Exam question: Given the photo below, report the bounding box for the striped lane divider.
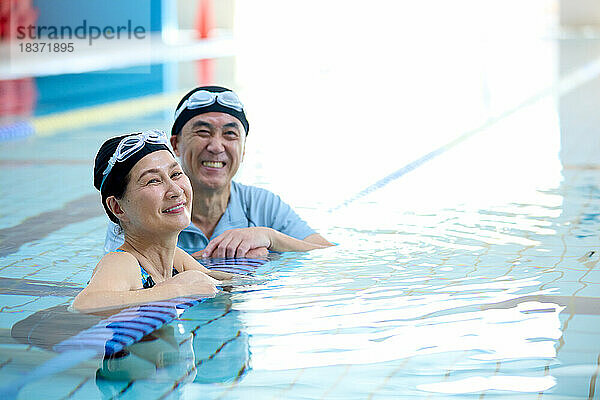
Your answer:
[0,296,205,399]
[200,257,267,274]
[0,259,263,399]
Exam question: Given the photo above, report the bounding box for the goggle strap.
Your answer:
[99,130,168,192]
[99,171,110,192]
[173,91,244,120]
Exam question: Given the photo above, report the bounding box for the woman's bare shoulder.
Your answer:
[90,251,140,283]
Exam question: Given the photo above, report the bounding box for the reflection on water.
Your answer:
[3,152,600,398]
[5,294,251,399]
[94,295,251,398]
[221,175,597,398]
[2,161,600,399]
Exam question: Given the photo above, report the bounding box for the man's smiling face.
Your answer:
[171,112,246,192]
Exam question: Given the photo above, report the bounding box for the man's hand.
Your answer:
[244,246,269,259]
[192,245,268,260]
[197,227,273,258]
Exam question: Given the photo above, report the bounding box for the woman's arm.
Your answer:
[72,252,218,312]
[174,247,235,281]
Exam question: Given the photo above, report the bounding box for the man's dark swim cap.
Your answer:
[171,86,249,136]
[93,132,173,223]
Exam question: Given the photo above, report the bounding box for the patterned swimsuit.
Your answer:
[115,249,179,289]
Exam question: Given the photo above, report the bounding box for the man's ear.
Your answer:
[106,196,128,223]
[170,135,180,156]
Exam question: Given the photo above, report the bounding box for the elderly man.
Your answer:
[105,86,332,258]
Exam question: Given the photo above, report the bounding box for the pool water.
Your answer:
[2,4,600,397]
[1,90,600,399]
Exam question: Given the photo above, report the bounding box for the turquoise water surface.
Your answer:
[1,88,600,398]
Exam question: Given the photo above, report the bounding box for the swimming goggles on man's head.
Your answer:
[173,90,244,121]
[100,129,169,191]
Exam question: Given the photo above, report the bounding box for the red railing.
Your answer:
[0,0,38,41]
[195,0,214,85]
[0,0,38,133]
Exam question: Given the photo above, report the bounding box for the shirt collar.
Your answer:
[222,181,246,222]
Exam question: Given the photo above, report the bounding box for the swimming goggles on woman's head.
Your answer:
[100,129,169,191]
[174,90,244,121]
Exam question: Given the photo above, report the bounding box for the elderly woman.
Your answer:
[73,130,230,312]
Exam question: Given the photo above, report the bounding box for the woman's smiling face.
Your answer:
[115,150,192,235]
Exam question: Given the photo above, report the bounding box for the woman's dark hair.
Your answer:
[99,168,130,224]
[93,134,173,224]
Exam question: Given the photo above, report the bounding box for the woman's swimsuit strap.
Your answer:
[113,249,179,289]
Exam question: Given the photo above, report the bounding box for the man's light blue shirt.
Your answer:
[104,181,315,254]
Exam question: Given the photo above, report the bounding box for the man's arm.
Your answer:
[268,229,333,252]
[304,233,334,246]
[200,227,333,258]
[197,183,334,258]
[242,184,334,249]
